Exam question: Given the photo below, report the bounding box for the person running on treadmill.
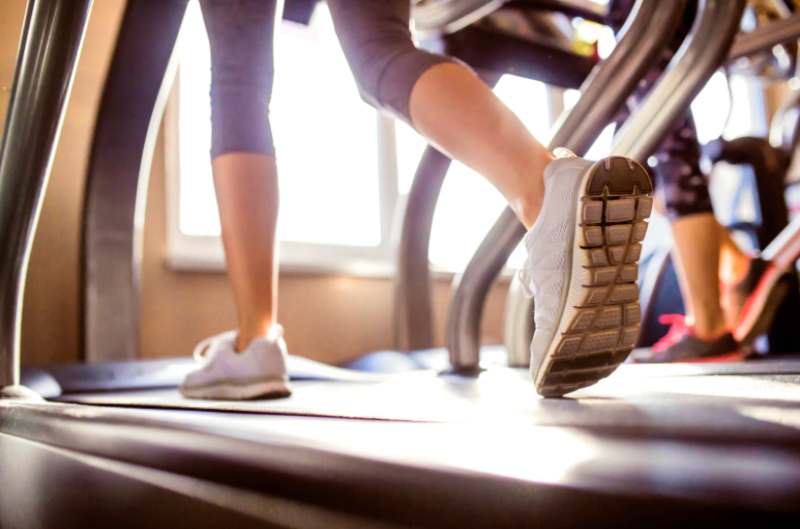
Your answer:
[180,0,653,400]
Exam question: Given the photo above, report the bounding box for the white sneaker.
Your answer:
[522,152,653,397]
[180,326,291,400]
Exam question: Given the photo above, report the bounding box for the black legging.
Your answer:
[199,0,713,219]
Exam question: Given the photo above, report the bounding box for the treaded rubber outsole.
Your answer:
[180,379,292,401]
[536,156,653,398]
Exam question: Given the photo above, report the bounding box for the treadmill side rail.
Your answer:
[0,0,93,388]
[82,0,189,362]
[2,399,800,528]
[447,0,686,371]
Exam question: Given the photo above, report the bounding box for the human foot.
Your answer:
[632,314,743,363]
[522,153,653,397]
[180,326,291,400]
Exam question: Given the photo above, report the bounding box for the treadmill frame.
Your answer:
[0,0,93,389]
[495,0,748,370]
[448,0,689,370]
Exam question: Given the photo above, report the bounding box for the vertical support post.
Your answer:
[0,0,92,388]
[394,146,451,351]
[81,0,188,362]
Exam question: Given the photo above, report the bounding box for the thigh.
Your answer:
[199,0,278,83]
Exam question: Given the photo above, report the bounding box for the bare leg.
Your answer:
[670,213,728,338]
[212,153,279,351]
[408,63,553,229]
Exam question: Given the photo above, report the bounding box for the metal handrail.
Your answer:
[413,0,509,36]
[0,0,93,389]
[394,71,501,352]
[501,0,748,369]
[81,1,188,362]
[612,0,748,160]
[728,11,800,62]
[446,0,687,371]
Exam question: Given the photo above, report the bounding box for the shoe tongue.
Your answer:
[206,339,232,360]
[542,154,587,185]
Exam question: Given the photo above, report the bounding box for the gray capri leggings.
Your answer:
[198,0,455,157]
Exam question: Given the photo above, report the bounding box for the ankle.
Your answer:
[689,316,729,340]
[235,333,255,352]
[515,148,553,229]
[235,322,274,351]
[720,252,752,285]
[516,196,543,229]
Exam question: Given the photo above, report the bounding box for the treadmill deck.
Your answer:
[6,356,800,525]
[58,361,800,443]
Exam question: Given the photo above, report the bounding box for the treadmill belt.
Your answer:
[61,361,800,443]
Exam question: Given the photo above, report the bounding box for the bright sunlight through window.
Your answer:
[177,2,380,247]
[170,1,762,275]
[171,2,558,274]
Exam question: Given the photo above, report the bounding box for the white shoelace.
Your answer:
[192,330,237,362]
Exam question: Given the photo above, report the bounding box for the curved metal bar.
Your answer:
[394,147,451,351]
[429,24,597,90]
[413,0,508,37]
[763,216,800,269]
[0,0,92,388]
[612,0,747,161]
[394,72,500,352]
[446,0,688,372]
[81,0,188,362]
[769,89,800,151]
[502,0,747,370]
[705,137,790,248]
[728,12,800,62]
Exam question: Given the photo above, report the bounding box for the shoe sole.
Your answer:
[733,266,790,345]
[534,156,653,397]
[631,342,748,364]
[180,379,291,400]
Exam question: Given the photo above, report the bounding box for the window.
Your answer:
[169,2,763,276]
[167,2,395,274]
[165,1,560,276]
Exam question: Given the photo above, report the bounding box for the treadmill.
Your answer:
[3,1,800,527]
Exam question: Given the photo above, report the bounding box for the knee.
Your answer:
[341,30,418,112]
[354,43,459,121]
[207,41,275,157]
[336,25,454,120]
[208,56,275,157]
[201,0,276,156]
